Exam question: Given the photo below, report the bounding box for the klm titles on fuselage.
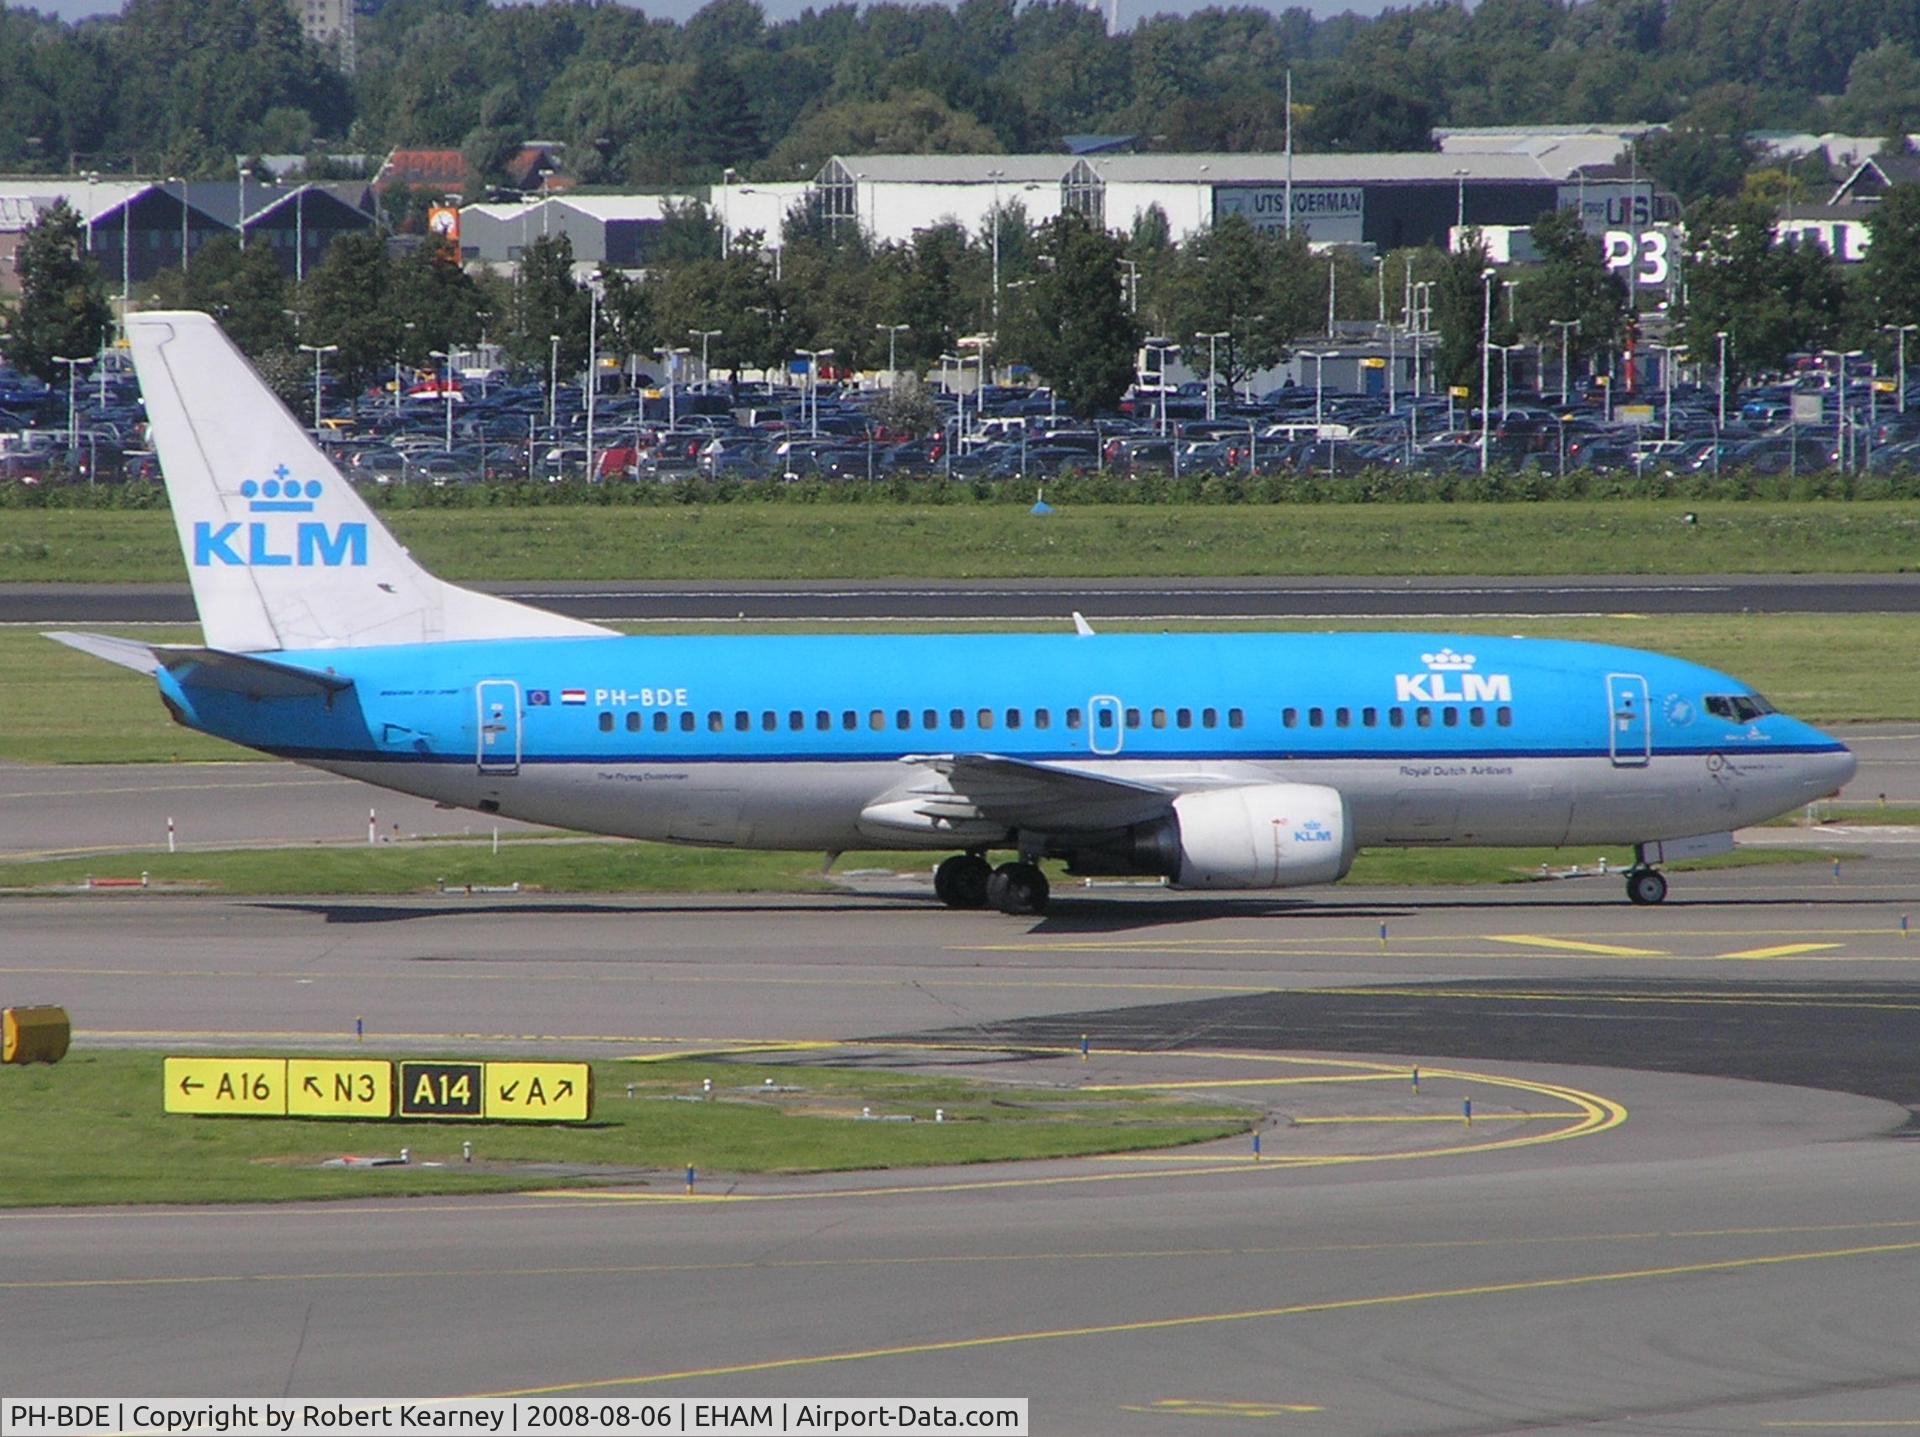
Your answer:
[192,473,368,569]
[1393,650,1513,704]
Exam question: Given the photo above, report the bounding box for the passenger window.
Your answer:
[1125,708,1141,728]
[708,711,723,732]
[1007,709,1022,730]
[1228,708,1244,729]
[869,710,885,731]
[681,712,695,732]
[734,711,750,732]
[789,711,804,731]
[1175,708,1191,729]
[816,710,830,731]
[923,709,939,729]
[842,711,857,730]
[1308,707,1323,727]
[896,709,911,730]
[1335,707,1350,728]
[1362,707,1377,727]
[1497,706,1513,726]
[1389,708,1404,729]
[1202,708,1217,728]
[654,712,668,733]
[762,711,777,732]
[977,708,995,730]
[1416,707,1433,728]
[1035,709,1051,730]
[1469,707,1485,727]
[1151,708,1166,729]
[1443,707,1459,727]
[950,708,967,729]
[599,711,613,732]
[625,711,640,732]
[1282,707,1298,728]
[1066,709,1082,730]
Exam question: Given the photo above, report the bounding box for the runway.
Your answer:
[6,572,1920,625]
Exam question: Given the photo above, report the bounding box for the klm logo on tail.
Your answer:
[192,469,367,568]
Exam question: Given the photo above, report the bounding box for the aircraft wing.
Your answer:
[46,631,353,700]
[861,753,1176,837]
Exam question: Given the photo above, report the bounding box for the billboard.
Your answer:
[1214,185,1365,243]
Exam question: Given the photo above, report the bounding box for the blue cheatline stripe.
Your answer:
[261,743,1850,767]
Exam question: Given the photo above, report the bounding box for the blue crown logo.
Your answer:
[241,466,322,513]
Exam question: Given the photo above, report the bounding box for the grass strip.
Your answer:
[3,501,1920,583]
[0,836,1831,897]
[6,612,1915,766]
[0,1051,1252,1207]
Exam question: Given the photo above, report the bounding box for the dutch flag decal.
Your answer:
[561,689,587,705]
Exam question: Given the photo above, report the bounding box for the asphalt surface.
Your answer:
[10,775,1920,1428]
[7,572,1920,625]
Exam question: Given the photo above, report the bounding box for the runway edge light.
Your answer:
[2,1006,70,1064]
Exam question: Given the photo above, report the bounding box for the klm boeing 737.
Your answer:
[50,313,1855,914]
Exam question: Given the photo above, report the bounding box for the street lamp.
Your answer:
[875,323,909,388]
[1827,349,1864,470]
[658,345,690,431]
[689,328,722,384]
[1197,331,1229,421]
[548,333,561,436]
[1142,338,1178,437]
[393,321,416,415]
[1651,342,1685,444]
[1882,323,1917,413]
[1715,329,1730,429]
[795,347,833,438]
[1453,168,1469,236]
[53,354,89,455]
[720,167,737,259]
[1302,349,1338,429]
[1495,342,1526,419]
[297,342,337,436]
[428,349,455,452]
[168,175,189,275]
[1548,318,1580,404]
[986,168,1004,325]
[1478,267,1496,474]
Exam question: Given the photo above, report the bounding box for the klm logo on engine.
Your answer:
[1394,648,1512,704]
[1294,819,1335,844]
[192,469,367,568]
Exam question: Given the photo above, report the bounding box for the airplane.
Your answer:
[50,312,1855,915]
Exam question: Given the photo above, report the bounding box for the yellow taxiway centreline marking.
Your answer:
[1081,1074,1409,1091]
[1718,942,1846,960]
[475,1237,1920,1396]
[1120,1399,1323,1416]
[1762,1424,1920,1429]
[1290,1113,1578,1124]
[1487,935,1669,957]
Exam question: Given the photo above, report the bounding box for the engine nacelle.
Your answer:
[1130,783,1355,890]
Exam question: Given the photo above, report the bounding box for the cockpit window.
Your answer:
[1704,694,1775,722]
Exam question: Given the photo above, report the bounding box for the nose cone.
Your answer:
[1799,724,1857,798]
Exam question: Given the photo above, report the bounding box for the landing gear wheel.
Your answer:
[1625,868,1668,906]
[985,860,1050,916]
[933,854,993,909]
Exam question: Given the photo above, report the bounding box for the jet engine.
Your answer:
[1070,783,1354,890]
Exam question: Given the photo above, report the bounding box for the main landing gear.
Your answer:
[1624,867,1669,906]
[934,853,1051,915]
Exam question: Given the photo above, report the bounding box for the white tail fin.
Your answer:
[129,311,616,653]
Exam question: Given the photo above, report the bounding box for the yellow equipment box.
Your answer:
[3,1006,70,1064]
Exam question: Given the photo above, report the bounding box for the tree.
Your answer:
[297,229,398,389]
[1000,212,1138,418]
[1512,208,1627,384]
[146,234,292,357]
[9,202,113,385]
[392,236,485,358]
[1300,77,1439,153]
[1678,194,1844,383]
[509,231,591,375]
[1429,233,1502,402]
[1152,214,1317,394]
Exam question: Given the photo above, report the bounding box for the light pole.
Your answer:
[1831,349,1863,469]
[659,345,690,431]
[795,348,832,438]
[987,168,1004,325]
[1651,342,1684,444]
[720,167,736,259]
[1142,338,1178,437]
[1478,267,1495,474]
[1197,331,1228,421]
[393,321,416,415]
[1501,278,1517,325]
[169,176,189,274]
[1303,349,1336,429]
[1549,320,1581,404]
[1496,342,1525,419]
[1715,329,1729,429]
[1882,323,1917,414]
[689,328,722,384]
[1117,258,1139,313]
[298,343,337,437]
[548,333,560,436]
[53,354,89,454]
[875,323,908,388]
[1453,168,1469,236]
[428,349,455,452]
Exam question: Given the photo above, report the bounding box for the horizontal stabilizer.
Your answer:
[47,631,352,700]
